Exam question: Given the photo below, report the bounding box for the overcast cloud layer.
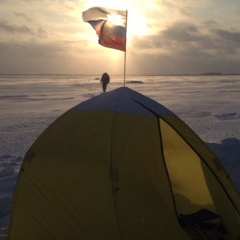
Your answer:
[0,0,240,75]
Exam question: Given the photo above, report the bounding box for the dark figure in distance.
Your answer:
[100,72,110,92]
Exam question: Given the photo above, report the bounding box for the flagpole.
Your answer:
[124,9,128,87]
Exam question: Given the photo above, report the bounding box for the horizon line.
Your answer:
[1,73,240,76]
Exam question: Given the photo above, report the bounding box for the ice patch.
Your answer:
[208,138,240,192]
[0,155,22,239]
[215,112,240,121]
[187,111,212,118]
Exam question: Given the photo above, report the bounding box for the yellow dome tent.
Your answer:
[9,87,240,240]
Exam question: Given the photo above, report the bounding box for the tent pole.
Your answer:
[123,10,128,87]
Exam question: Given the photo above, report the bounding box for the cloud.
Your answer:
[14,11,34,22]
[126,19,240,74]
[212,28,240,45]
[0,18,32,34]
[0,39,108,74]
[0,0,240,74]
[178,8,193,18]
[161,22,202,42]
[132,20,240,57]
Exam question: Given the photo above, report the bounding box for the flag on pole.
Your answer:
[82,7,127,51]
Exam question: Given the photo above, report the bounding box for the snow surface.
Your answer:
[0,74,240,239]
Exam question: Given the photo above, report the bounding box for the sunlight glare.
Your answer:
[108,14,125,26]
[84,0,150,39]
[127,8,149,38]
[84,0,128,11]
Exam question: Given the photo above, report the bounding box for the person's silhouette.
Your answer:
[100,72,110,92]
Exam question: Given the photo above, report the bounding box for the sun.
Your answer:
[126,8,149,39]
[106,9,149,39]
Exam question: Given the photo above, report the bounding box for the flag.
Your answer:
[82,7,127,51]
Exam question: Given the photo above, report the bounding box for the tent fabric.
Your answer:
[9,87,240,240]
[72,86,171,116]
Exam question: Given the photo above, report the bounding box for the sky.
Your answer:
[0,0,240,75]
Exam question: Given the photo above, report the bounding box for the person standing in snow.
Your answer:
[100,72,110,92]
